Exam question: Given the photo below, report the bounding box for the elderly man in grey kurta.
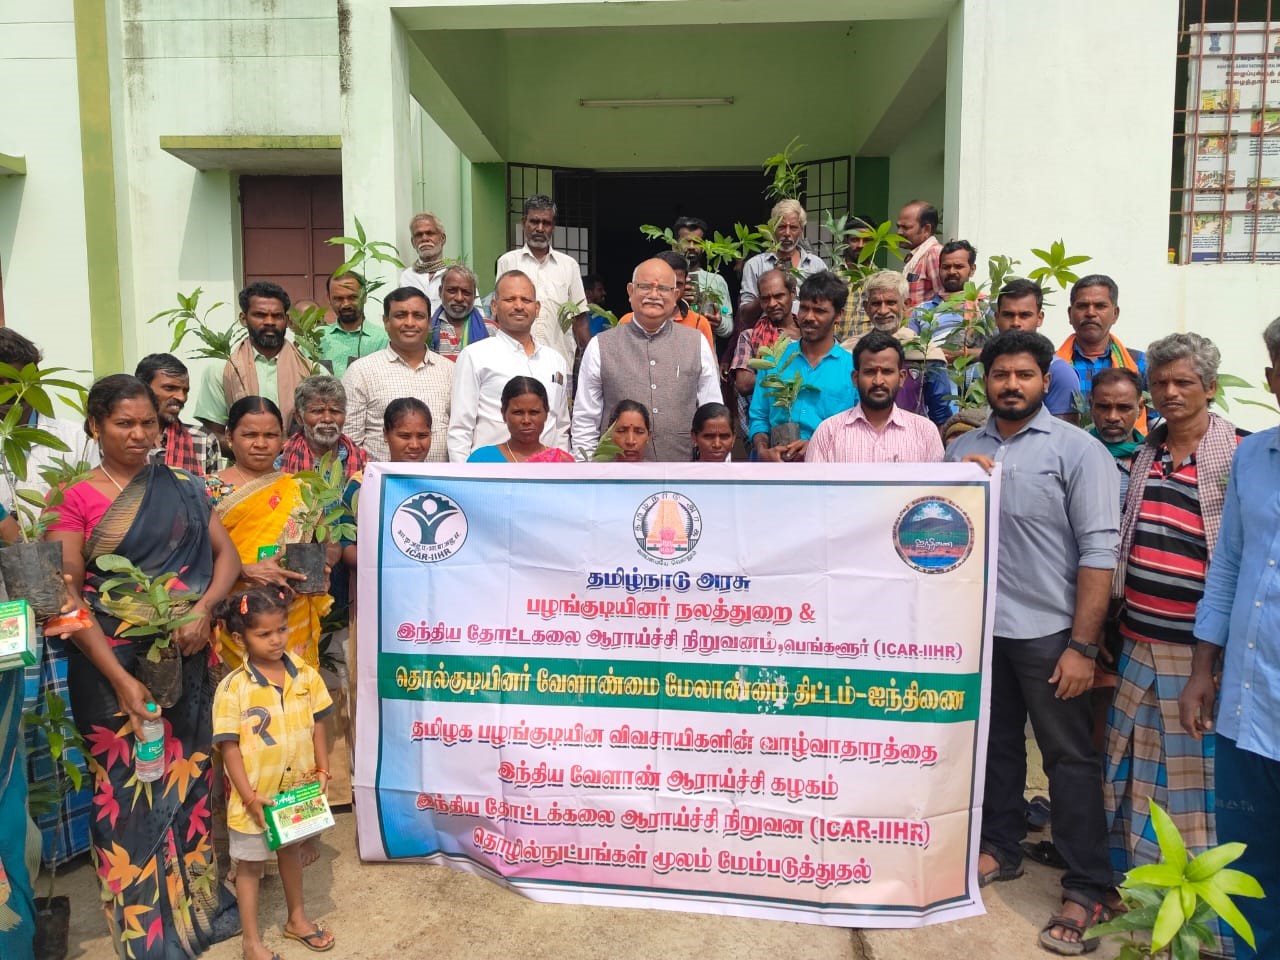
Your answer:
[573,258,720,461]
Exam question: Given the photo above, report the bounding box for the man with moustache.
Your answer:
[429,263,497,360]
[946,330,1120,954]
[276,375,368,477]
[739,199,827,311]
[398,212,450,313]
[730,269,802,438]
[1087,368,1145,508]
[195,280,315,442]
[1057,274,1149,433]
[496,195,588,369]
[994,279,1082,422]
[843,270,933,420]
[897,200,944,308]
[749,271,859,463]
[136,353,221,476]
[448,270,569,462]
[806,330,943,463]
[573,258,720,461]
[344,287,453,462]
[907,239,989,426]
[317,272,388,377]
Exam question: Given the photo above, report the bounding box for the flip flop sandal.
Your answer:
[282,926,335,953]
[1022,839,1069,869]
[978,859,1024,887]
[1026,795,1051,831]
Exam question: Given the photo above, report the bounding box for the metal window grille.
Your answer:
[1173,0,1280,263]
[506,163,594,272]
[799,155,851,263]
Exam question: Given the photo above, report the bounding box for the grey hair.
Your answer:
[409,212,444,234]
[1145,332,1221,389]
[441,262,476,289]
[294,375,347,414]
[770,198,807,228]
[1264,316,1280,361]
[862,269,908,303]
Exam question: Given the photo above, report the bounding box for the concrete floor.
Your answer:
[50,739,1122,960]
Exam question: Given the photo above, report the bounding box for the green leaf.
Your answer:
[1208,867,1265,899]
[1148,801,1188,871]
[95,554,137,573]
[326,236,359,247]
[1215,373,1254,389]
[1192,878,1256,948]
[1185,841,1245,881]
[1087,904,1161,937]
[1150,887,1186,954]
[1125,861,1185,887]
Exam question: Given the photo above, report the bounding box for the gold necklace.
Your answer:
[99,464,126,494]
[503,443,542,463]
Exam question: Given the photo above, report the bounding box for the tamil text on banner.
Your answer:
[354,463,998,928]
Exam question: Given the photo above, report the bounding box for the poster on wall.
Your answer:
[1184,23,1280,262]
[354,463,998,928]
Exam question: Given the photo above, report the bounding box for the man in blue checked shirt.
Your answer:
[1181,315,1280,960]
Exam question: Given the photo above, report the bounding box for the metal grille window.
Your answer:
[507,163,594,272]
[1173,1,1280,262]
[799,155,850,263]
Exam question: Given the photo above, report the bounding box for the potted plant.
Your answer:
[24,690,87,960]
[1087,800,1263,960]
[287,452,356,594]
[746,336,816,447]
[0,363,87,618]
[93,555,204,708]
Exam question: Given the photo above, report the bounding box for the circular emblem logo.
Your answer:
[633,492,701,565]
[893,497,974,574]
[391,492,468,563]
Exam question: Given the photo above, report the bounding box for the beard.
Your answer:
[336,307,360,326]
[992,394,1044,422]
[304,422,342,448]
[248,326,284,351]
[860,390,897,411]
[443,302,473,321]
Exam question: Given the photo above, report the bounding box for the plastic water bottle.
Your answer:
[135,705,164,783]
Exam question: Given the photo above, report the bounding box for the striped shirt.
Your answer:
[1121,450,1211,645]
[342,347,454,462]
[807,403,944,464]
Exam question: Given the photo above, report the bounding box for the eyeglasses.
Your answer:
[632,282,677,295]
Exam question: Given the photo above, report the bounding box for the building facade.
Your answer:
[1,0,1277,425]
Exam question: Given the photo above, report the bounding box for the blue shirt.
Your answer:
[1047,357,1083,417]
[1194,427,1280,761]
[946,405,1119,639]
[747,341,858,442]
[1066,338,1148,405]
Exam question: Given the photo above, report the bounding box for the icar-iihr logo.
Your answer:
[633,491,701,565]
[391,491,468,563]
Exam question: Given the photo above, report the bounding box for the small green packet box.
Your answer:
[0,599,37,672]
[264,781,334,850]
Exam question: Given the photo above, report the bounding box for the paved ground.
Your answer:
[49,740,1122,960]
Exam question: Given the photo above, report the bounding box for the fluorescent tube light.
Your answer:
[579,97,734,108]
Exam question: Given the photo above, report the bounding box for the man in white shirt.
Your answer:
[448,270,569,462]
[495,195,587,370]
[343,287,453,462]
[398,212,449,312]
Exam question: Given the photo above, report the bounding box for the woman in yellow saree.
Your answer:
[205,397,330,668]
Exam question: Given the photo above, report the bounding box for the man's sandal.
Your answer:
[1038,899,1112,956]
[978,859,1024,887]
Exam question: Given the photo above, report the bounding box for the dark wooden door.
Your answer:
[240,175,344,307]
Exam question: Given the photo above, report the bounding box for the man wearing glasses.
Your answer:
[572,258,721,461]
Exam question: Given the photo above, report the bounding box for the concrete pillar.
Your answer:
[340,4,417,318]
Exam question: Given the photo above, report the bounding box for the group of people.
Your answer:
[0,188,1277,960]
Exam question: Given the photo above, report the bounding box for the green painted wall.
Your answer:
[73,0,125,376]
[412,19,945,171]
[854,157,891,225]
[470,163,507,292]
[889,94,947,234]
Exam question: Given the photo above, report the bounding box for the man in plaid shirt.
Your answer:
[897,201,945,309]
[136,353,222,476]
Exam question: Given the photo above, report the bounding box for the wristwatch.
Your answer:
[1066,639,1100,660]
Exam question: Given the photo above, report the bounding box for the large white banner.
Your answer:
[355,463,998,928]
